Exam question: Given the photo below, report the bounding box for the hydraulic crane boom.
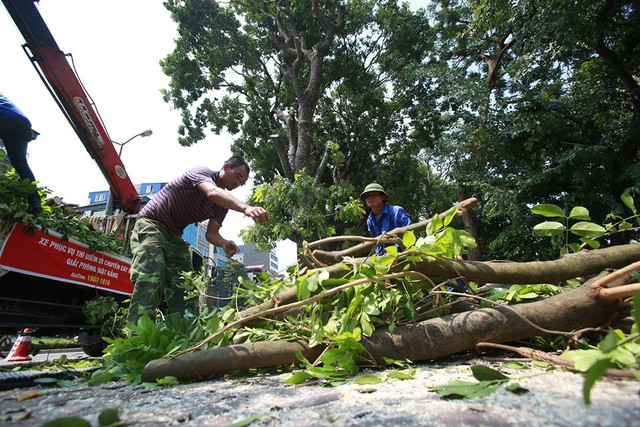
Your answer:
[2,0,141,213]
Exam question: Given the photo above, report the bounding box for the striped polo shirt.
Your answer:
[139,166,228,234]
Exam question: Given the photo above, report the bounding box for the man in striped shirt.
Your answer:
[127,156,269,325]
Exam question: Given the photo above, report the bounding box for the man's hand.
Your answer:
[244,206,269,224]
[223,240,238,257]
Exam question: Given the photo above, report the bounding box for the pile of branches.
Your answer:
[141,199,640,383]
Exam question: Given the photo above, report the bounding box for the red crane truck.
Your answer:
[0,0,139,355]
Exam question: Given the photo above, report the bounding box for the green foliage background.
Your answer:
[160,0,640,260]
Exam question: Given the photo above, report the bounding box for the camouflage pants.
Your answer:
[127,218,195,325]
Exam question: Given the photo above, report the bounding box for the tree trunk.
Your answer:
[142,273,620,382]
[256,243,640,321]
[142,340,323,383]
[362,273,616,365]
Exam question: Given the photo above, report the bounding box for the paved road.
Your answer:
[0,347,88,368]
[1,357,638,426]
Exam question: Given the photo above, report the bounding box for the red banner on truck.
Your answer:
[0,223,133,295]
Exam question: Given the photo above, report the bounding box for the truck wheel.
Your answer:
[0,335,13,358]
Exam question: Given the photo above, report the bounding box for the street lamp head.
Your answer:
[115,129,154,157]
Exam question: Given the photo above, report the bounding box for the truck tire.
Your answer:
[0,334,13,358]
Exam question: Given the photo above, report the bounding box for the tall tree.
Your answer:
[162,0,452,248]
[416,0,640,260]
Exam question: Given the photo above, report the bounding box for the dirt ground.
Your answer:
[0,355,639,427]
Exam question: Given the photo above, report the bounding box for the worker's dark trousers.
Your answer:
[0,116,40,208]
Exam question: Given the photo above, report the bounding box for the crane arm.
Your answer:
[2,0,141,213]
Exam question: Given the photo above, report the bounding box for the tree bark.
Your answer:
[245,242,640,323]
[362,273,616,365]
[142,340,323,383]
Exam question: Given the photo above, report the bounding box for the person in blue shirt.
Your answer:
[360,182,411,256]
[0,91,41,213]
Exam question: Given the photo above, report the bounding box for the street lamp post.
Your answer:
[104,129,153,215]
[112,129,153,157]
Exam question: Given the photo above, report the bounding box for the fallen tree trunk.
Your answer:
[142,273,622,382]
[361,273,618,365]
[403,243,640,284]
[241,243,640,318]
[142,340,324,383]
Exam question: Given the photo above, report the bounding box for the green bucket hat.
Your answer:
[360,182,388,201]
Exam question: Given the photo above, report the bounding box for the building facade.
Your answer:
[232,243,278,278]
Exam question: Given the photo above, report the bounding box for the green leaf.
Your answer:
[430,213,444,233]
[285,371,313,385]
[562,349,602,372]
[359,312,375,336]
[297,277,310,301]
[382,357,413,368]
[156,376,180,386]
[455,230,477,248]
[599,330,619,353]
[533,221,565,236]
[611,347,637,367]
[228,413,267,427]
[98,407,120,426]
[387,370,415,380]
[354,374,382,385]
[294,350,312,366]
[580,238,601,249]
[503,362,527,369]
[564,243,581,255]
[443,206,458,227]
[583,359,612,405]
[531,204,565,218]
[321,278,350,289]
[621,193,636,214]
[428,380,502,398]
[360,264,376,278]
[403,301,418,322]
[505,382,529,395]
[568,206,590,220]
[385,245,398,256]
[532,360,553,369]
[619,221,633,230]
[569,222,606,238]
[307,274,319,293]
[471,365,509,382]
[402,230,416,248]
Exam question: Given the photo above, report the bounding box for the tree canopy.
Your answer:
[161,0,640,259]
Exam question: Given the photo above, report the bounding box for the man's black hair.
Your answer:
[225,155,250,173]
